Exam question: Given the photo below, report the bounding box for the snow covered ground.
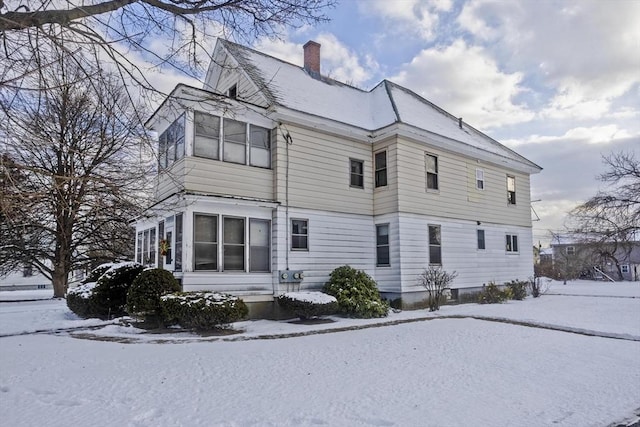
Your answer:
[0,279,638,426]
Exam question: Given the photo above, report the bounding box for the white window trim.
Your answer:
[291,218,309,251]
[506,234,519,253]
[476,168,485,190]
[349,158,365,189]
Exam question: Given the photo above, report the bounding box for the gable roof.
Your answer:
[212,39,542,172]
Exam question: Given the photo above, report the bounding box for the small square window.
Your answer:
[350,159,364,188]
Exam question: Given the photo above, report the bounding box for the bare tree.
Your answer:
[0,50,153,297]
[1,0,336,99]
[568,151,640,280]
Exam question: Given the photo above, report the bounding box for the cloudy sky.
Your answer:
[155,0,640,246]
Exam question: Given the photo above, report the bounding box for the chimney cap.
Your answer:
[303,40,321,49]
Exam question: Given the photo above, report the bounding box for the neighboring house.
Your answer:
[134,39,542,311]
[0,263,51,291]
[551,236,640,281]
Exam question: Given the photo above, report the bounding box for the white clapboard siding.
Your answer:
[397,213,534,293]
[372,139,400,216]
[211,53,268,107]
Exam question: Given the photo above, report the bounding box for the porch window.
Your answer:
[223,217,245,271]
[350,159,364,188]
[291,219,309,250]
[507,175,516,205]
[374,151,387,188]
[425,153,438,190]
[136,227,157,266]
[477,229,486,250]
[223,119,247,164]
[175,213,183,272]
[506,234,519,253]
[429,225,442,265]
[194,214,218,271]
[249,125,271,168]
[249,219,270,272]
[476,169,485,190]
[158,114,185,170]
[376,224,390,266]
[194,111,220,160]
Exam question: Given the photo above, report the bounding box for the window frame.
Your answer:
[428,225,442,265]
[222,216,246,272]
[158,114,185,171]
[374,150,387,188]
[249,124,271,168]
[291,218,309,251]
[249,218,271,273]
[425,153,439,191]
[506,234,519,253]
[349,158,364,189]
[621,264,630,274]
[376,223,390,267]
[566,246,575,255]
[507,175,517,205]
[194,111,221,160]
[193,214,219,271]
[476,168,485,190]
[477,229,486,250]
[228,84,237,99]
[223,118,247,165]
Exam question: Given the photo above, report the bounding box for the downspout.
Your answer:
[280,124,294,271]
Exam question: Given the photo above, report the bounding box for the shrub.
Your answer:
[417,266,458,311]
[126,268,181,326]
[323,265,389,318]
[160,292,248,330]
[505,280,528,300]
[81,263,112,284]
[277,292,338,320]
[477,282,509,304]
[67,262,143,319]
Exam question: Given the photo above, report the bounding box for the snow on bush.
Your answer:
[160,292,248,330]
[323,265,389,318]
[277,291,338,320]
[126,268,181,326]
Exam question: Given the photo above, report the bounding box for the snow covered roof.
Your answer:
[215,39,541,171]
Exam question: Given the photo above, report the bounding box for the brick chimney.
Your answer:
[303,40,321,76]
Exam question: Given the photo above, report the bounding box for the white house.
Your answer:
[134,39,542,312]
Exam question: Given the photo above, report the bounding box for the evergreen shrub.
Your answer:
[323,265,389,318]
[505,280,528,300]
[160,292,248,329]
[126,268,181,325]
[477,281,509,304]
[277,292,338,320]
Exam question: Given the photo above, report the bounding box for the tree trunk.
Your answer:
[52,264,68,298]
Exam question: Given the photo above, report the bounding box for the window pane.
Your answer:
[250,147,270,168]
[175,214,182,271]
[195,215,217,242]
[224,245,245,271]
[250,219,269,246]
[291,235,308,249]
[250,247,270,272]
[250,219,270,272]
[350,159,364,188]
[194,243,217,270]
[507,176,516,192]
[194,135,219,159]
[250,125,270,150]
[429,246,442,264]
[224,217,245,244]
[375,169,387,187]
[376,224,389,245]
[429,226,441,245]
[375,151,386,169]
[292,220,308,235]
[224,141,246,164]
[425,154,437,173]
[377,245,390,266]
[224,119,246,144]
[477,230,485,250]
[427,173,438,190]
[195,112,220,138]
[512,236,518,252]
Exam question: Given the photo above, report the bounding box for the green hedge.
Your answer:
[277,292,338,320]
[478,282,509,304]
[126,268,181,325]
[161,292,248,329]
[323,265,389,318]
[505,280,528,300]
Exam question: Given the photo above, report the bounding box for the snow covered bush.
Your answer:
[505,280,528,300]
[160,292,248,330]
[417,266,458,311]
[67,262,143,319]
[323,265,388,318]
[126,268,181,326]
[478,282,509,304]
[277,292,338,320]
[81,264,112,284]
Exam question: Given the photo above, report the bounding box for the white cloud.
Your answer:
[503,125,636,147]
[362,0,452,41]
[254,33,377,86]
[392,40,534,129]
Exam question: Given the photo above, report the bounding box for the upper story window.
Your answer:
[476,169,485,190]
[507,175,516,205]
[350,159,364,188]
[425,153,439,190]
[506,234,519,253]
[158,114,185,170]
[193,111,272,169]
[374,151,387,188]
[194,111,220,160]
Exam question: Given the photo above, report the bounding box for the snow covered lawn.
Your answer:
[0,280,638,427]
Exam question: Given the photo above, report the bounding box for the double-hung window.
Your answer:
[291,219,309,250]
[158,114,185,170]
[223,119,247,164]
[507,175,516,205]
[429,225,442,265]
[425,153,439,190]
[350,159,364,188]
[223,217,245,271]
[374,151,387,188]
[249,125,271,168]
[477,229,486,250]
[476,169,485,190]
[194,215,218,270]
[506,234,519,253]
[376,224,390,266]
[194,111,220,159]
